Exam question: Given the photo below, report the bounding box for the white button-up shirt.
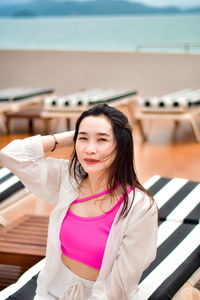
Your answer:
[0,135,158,300]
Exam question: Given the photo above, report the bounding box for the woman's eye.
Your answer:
[78,137,87,140]
[98,138,107,142]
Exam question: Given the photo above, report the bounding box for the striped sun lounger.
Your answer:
[0,175,199,300]
[43,88,137,110]
[138,89,200,112]
[0,167,29,210]
[0,88,54,134]
[135,89,200,142]
[42,88,138,131]
[138,175,200,299]
[144,175,200,224]
[0,88,54,102]
[138,221,199,299]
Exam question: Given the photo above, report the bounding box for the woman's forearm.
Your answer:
[41,131,74,153]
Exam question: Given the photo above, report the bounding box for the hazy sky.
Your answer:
[131,0,200,8]
[1,0,200,8]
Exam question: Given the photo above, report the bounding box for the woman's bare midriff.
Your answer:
[61,253,99,281]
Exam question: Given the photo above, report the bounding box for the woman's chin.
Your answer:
[85,168,101,176]
[82,165,103,177]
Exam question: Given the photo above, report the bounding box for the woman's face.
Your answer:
[75,115,116,177]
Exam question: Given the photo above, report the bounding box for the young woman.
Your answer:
[0,104,158,300]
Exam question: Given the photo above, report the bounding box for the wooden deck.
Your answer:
[0,215,48,290]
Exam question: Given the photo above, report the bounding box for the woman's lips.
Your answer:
[84,158,99,165]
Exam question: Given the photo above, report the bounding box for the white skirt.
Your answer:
[47,260,95,300]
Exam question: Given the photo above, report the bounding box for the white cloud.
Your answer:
[128,0,200,8]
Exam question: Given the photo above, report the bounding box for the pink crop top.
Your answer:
[60,186,133,270]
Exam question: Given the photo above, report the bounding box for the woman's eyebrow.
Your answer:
[97,133,110,137]
[78,131,110,137]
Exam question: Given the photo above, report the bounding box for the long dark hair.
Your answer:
[69,103,153,222]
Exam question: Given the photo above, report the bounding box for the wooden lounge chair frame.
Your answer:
[135,105,200,143]
[0,88,54,134]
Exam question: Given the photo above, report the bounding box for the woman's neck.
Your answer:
[87,174,108,194]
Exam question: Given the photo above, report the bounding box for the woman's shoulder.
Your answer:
[128,186,157,214]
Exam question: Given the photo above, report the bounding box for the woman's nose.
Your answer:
[85,142,96,154]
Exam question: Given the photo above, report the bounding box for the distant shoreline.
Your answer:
[1,12,200,19]
[0,0,199,18]
[1,13,200,18]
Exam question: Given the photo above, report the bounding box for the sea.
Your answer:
[0,14,200,53]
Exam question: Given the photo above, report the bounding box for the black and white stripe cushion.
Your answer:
[138,221,200,299]
[138,89,200,111]
[0,88,54,102]
[44,88,137,110]
[0,167,25,204]
[144,175,200,224]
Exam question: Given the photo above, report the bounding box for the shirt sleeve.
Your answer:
[0,135,68,204]
[90,194,158,300]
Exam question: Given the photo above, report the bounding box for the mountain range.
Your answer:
[0,0,199,17]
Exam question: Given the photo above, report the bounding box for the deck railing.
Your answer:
[136,42,200,53]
